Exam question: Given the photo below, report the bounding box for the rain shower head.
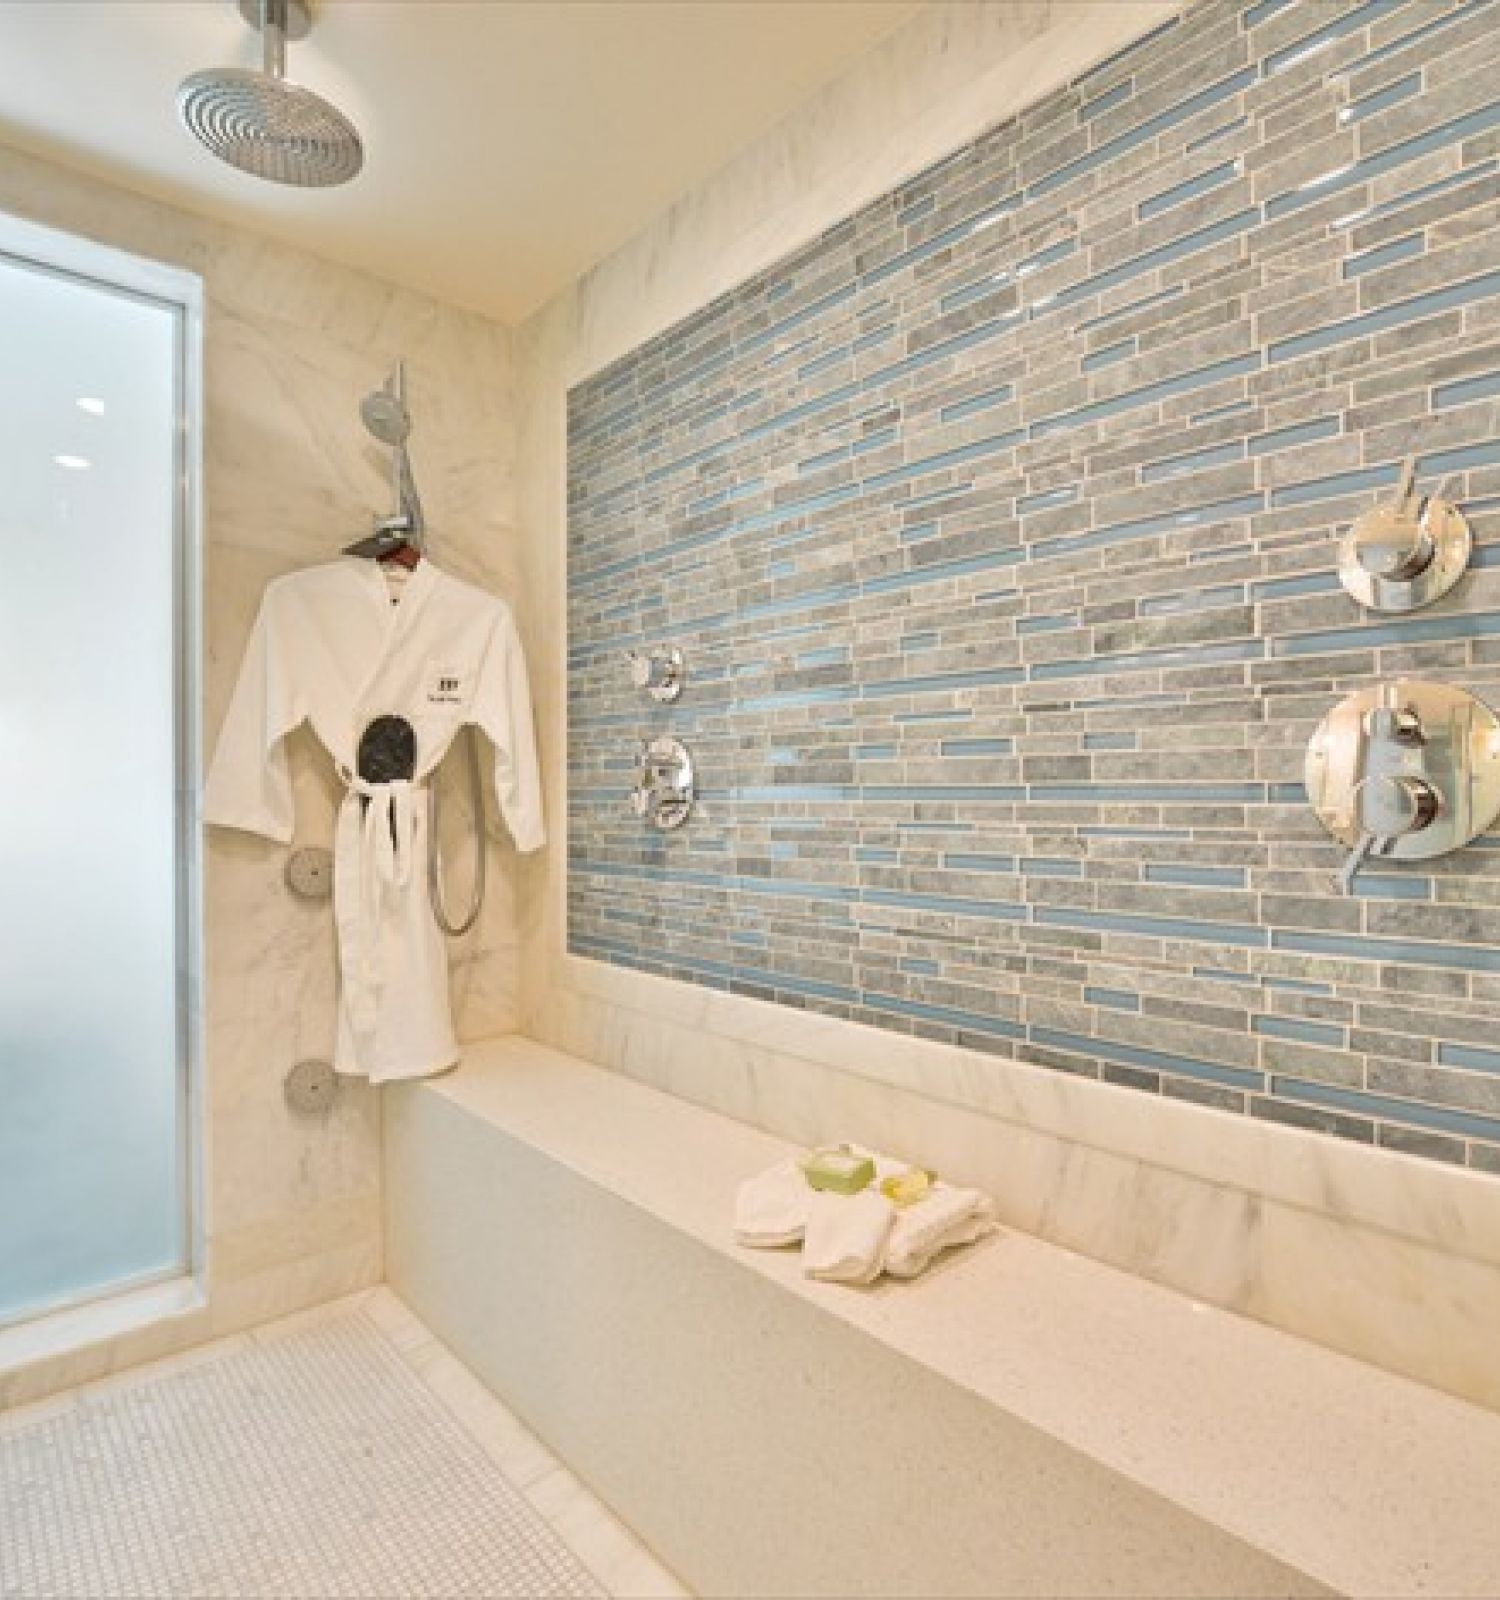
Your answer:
[178,0,363,189]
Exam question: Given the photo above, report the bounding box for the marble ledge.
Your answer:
[545,949,1500,1266]
[530,971,1500,1413]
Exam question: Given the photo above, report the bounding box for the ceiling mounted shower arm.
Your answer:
[239,0,311,61]
[258,0,288,82]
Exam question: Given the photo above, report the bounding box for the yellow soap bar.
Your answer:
[879,1167,936,1207]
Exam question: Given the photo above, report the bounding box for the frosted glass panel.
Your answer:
[0,246,187,1326]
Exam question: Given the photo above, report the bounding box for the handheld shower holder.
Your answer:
[344,361,426,558]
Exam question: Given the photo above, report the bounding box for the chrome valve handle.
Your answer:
[1338,456,1471,612]
[1349,460,1432,581]
[630,735,695,831]
[1336,773,1441,894]
[1307,682,1500,895]
[625,646,685,703]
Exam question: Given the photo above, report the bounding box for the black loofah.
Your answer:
[356,714,417,784]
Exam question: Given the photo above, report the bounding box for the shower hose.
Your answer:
[428,727,486,937]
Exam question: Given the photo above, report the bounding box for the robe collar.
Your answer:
[347,551,441,630]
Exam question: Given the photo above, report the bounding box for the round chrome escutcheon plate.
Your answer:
[1338,496,1471,613]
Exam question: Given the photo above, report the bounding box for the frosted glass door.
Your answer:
[0,238,190,1326]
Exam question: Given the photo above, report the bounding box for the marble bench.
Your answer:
[384,1035,1500,1598]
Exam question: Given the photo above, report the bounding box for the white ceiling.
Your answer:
[0,0,921,323]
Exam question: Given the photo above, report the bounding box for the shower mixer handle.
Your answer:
[1332,705,1442,894]
[1304,683,1497,896]
[1367,704,1423,745]
[1337,455,1472,611]
[1335,832,1377,896]
[1348,462,1435,583]
[631,736,695,830]
[1335,774,1441,894]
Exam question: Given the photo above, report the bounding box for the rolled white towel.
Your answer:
[734,1147,996,1283]
[885,1187,996,1279]
[802,1188,896,1285]
[733,1158,809,1247]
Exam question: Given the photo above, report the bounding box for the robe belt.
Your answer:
[334,766,426,1040]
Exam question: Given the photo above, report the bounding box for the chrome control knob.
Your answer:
[1338,457,1471,612]
[1336,774,1441,894]
[630,735,695,830]
[625,646,685,702]
[1355,773,1440,840]
[1349,504,1435,581]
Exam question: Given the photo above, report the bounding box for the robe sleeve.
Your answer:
[472,606,545,853]
[203,586,302,843]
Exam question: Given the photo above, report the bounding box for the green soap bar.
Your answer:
[801,1150,876,1195]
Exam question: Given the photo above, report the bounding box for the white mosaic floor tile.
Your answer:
[0,1308,605,1599]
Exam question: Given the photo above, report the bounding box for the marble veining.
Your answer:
[530,960,1500,1412]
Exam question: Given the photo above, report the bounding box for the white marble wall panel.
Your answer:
[0,140,521,1408]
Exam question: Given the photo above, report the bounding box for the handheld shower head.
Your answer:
[178,0,363,188]
[351,363,425,550]
[360,390,411,448]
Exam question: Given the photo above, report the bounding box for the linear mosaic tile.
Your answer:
[568,0,1500,1173]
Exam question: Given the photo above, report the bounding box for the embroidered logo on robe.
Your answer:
[426,665,466,705]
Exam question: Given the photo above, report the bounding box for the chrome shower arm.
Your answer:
[259,0,287,80]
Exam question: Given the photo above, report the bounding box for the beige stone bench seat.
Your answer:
[385,1035,1500,1599]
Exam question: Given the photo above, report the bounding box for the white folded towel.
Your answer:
[734,1147,995,1284]
[733,1158,809,1247]
[802,1188,896,1285]
[886,1185,996,1279]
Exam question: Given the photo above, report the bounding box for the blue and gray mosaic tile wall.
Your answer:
[567,0,1500,1172]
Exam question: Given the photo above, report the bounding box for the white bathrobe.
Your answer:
[204,557,544,1083]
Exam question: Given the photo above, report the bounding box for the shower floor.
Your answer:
[0,1291,686,1599]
